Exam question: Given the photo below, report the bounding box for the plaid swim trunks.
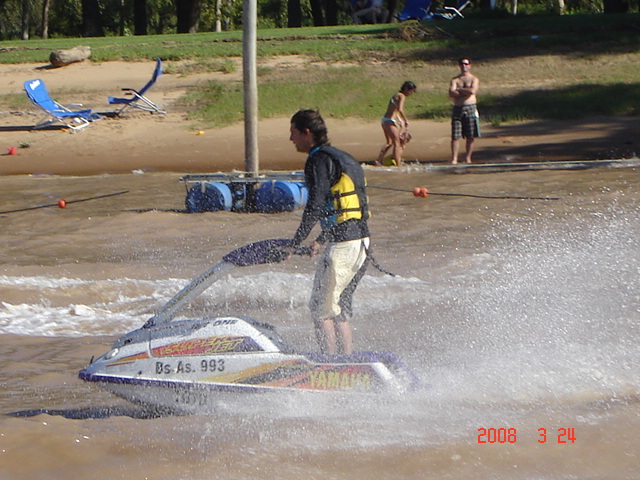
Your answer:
[451,104,481,140]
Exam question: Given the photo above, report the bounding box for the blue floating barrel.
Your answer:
[255,181,308,213]
[185,182,232,212]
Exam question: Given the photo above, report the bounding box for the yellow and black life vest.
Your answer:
[319,145,370,228]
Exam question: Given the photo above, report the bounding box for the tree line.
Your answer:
[0,0,635,40]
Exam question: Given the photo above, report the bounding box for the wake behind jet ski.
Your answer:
[79,239,422,414]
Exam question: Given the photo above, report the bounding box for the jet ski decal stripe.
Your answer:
[151,335,262,356]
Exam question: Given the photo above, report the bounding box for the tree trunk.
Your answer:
[511,0,517,14]
[556,0,565,14]
[41,0,50,39]
[309,0,325,25]
[288,0,301,27]
[325,0,339,25]
[603,0,628,13]
[175,0,201,33]
[223,0,233,30]
[215,0,222,31]
[478,0,494,10]
[119,0,125,36]
[21,0,28,40]
[82,0,104,37]
[134,0,148,35]
[386,0,398,20]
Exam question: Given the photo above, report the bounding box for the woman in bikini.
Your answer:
[376,81,416,166]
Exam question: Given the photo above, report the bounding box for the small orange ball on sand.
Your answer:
[58,199,66,208]
[413,187,429,198]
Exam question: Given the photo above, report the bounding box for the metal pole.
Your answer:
[242,0,259,176]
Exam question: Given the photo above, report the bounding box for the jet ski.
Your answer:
[79,239,422,413]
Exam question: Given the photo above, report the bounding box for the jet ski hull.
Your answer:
[79,316,421,413]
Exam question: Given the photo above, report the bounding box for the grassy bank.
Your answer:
[1,14,640,126]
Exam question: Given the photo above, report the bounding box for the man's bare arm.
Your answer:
[448,78,460,98]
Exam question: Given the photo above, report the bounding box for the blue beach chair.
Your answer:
[24,78,98,131]
[433,0,471,19]
[398,0,471,21]
[398,0,433,21]
[108,58,166,115]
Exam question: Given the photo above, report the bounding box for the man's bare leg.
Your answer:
[451,138,460,164]
[465,138,474,164]
[316,319,337,354]
[335,321,353,355]
[315,319,353,354]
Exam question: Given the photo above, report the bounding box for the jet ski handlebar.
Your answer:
[145,239,312,328]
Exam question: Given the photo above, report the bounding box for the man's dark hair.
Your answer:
[290,109,329,146]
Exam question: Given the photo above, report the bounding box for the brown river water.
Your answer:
[0,165,639,479]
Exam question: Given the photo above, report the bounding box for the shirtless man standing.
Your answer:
[448,57,480,164]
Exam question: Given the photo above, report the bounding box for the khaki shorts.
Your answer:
[309,237,369,322]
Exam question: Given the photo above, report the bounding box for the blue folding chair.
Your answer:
[398,0,433,21]
[108,58,166,115]
[433,0,471,19]
[24,78,98,131]
[398,0,471,20]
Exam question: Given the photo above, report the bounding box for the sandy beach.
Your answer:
[2,58,640,480]
[1,59,639,176]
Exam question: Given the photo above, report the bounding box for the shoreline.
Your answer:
[0,61,638,176]
[1,114,638,177]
